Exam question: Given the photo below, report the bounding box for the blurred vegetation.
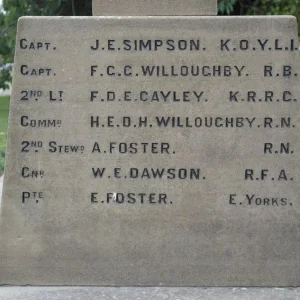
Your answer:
[0,96,9,175]
[220,0,300,34]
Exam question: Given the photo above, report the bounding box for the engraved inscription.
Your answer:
[1,17,300,286]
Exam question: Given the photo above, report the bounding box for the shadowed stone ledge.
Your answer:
[0,287,300,300]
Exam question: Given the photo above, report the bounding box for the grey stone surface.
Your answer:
[93,0,217,16]
[0,287,300,300]
[1,16,300,286]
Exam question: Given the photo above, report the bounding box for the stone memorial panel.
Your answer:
[92,0,217,16]
[0,16,300,286]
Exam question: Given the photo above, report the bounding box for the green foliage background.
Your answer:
[0,95,9,174]
[248,0,300,33]
[0,0,299,89]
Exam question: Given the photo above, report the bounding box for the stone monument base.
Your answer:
[0,287,299,300]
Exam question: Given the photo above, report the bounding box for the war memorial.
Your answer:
[0,0,299,298]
